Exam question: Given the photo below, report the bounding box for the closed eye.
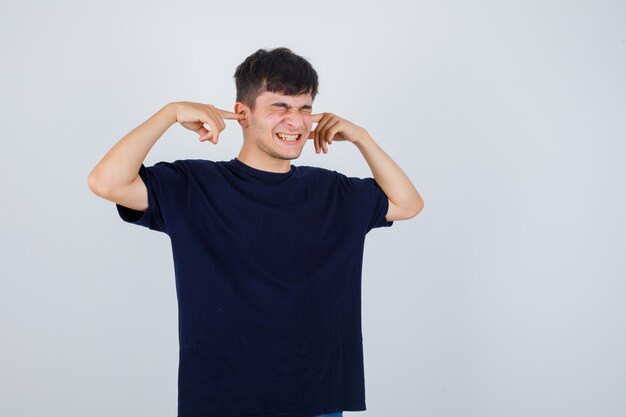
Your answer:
[272,103,312,111]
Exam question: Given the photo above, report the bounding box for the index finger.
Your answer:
[216,108,246,120]
[311,113,324,123]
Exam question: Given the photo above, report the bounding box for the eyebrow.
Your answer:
[271,102,312,110]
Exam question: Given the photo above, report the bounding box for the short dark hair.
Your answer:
[234,47,319,110]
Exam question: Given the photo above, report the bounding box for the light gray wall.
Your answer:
[1,1,624,416]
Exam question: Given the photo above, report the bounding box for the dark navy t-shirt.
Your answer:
[116,157,393,417]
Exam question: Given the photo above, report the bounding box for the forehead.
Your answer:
[256,91,313,105]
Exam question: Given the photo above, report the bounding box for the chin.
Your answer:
[278,153,302,161]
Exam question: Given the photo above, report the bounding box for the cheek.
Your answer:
[302,114,312,128]
[251,116,274,133]
[264,114,282,125]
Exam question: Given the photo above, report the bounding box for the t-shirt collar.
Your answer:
[228,157,296,183]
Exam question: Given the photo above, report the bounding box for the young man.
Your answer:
[88,47,423,417]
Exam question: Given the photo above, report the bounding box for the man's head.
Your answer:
[234,47,319,111]
[233,47,319,168]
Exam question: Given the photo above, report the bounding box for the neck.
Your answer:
[236,146,292,173]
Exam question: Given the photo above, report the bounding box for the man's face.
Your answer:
[239,91,313,162]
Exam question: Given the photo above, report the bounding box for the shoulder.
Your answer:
[164,158,212,169]
[294,164,343,181]
[295,164,377,189]
[141,159,218,186]
[150,158,218,174]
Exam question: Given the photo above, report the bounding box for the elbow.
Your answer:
[87,169,112,198]
[408,199,424,218]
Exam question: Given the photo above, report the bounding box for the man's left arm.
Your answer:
[353,132,424,221]
[310,112,424,222]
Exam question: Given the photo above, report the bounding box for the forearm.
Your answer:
[353,131,423,212]
[88,103,177,195]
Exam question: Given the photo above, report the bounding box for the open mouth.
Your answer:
[275,132,302,144]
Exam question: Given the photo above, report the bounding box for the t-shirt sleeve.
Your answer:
[339,174,394,234]
[115,160,188,234]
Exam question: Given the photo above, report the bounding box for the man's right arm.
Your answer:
[87,103,178,212]
[88,101,244,211]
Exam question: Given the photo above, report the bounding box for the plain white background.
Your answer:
[1,1,625,416]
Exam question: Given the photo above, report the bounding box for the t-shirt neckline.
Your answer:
[228,157,296,183]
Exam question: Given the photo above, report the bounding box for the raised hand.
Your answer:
[172,101,245,144]
[308,112,368,154]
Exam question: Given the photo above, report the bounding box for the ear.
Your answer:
[234,102,250,128]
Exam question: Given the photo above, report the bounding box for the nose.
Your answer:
[283,107,306,130]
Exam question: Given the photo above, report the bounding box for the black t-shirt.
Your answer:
[116,157,393,417]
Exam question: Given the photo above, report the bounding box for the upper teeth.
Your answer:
[277,133,299,141]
